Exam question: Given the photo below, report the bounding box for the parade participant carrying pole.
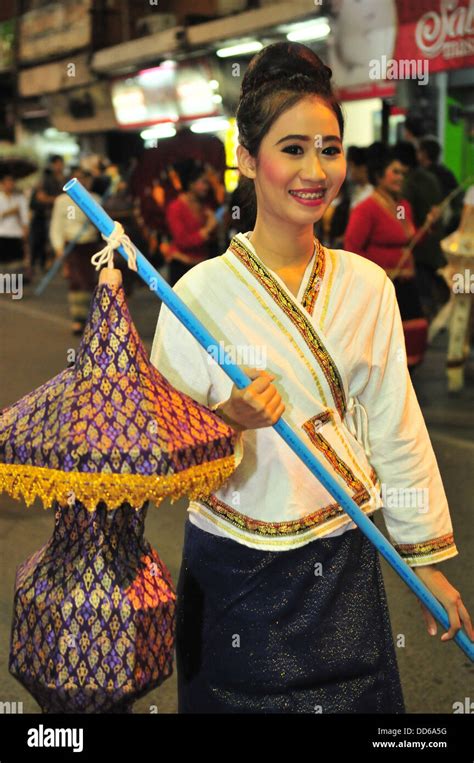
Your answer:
[64,176,474,662]
[391,174,474,282]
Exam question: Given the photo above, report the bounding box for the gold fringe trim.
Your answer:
[0,456,237,512]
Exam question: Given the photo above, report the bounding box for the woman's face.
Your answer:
[238,95,346,226]
[379,160,407,195]
[189,174,209,199]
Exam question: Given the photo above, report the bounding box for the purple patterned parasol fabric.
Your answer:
[1,273,239,712]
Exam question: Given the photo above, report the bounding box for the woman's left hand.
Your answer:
[414,564,474,642]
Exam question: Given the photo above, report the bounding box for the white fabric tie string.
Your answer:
[90,221,138,272]
[345,395,372,458]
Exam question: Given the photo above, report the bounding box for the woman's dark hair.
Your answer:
[404,115,425,139]
[418,136,441,164]
[366,143,400,186]
[236,42,345,223]
[393,141,418,170]
[173,158,206,192]
[346,146,367,167]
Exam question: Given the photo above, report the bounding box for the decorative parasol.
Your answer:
[0,273,238,511]
[0,261,240,713]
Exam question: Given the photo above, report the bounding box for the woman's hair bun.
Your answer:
[323,64,332,80]
[241,42,332,98]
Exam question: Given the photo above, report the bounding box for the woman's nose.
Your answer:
[303,153,327,182]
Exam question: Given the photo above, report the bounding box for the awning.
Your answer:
[91,0,315,74]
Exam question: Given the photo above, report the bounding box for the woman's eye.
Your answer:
[282,145,304,155]
[282,145,342,156]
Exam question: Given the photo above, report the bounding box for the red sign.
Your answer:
[329,0,473,101]
[395,0,474,73]
[335,82,396,102]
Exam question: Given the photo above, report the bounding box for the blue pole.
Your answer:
[64,178,473,662]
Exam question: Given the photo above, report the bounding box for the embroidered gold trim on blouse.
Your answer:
[223,258,330,409]
[394,532,456,562]
[200,480,378,538]
[229,235,347,418]
[301,239,326,316]
[320,247,336,332]
[302,410,371,506]
[191,501,381,547]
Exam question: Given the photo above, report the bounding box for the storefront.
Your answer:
[325,0,474,176]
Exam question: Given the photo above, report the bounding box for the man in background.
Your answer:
[50,167,100,335]
[395,141,448,323]
[0,173,29,274]
[29,155,65,273]
[417,136,462,235]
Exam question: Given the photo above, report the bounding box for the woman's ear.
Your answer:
[236,144,256,180]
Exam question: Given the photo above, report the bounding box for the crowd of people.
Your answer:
[314,133,471,377]
[0,130,471,376]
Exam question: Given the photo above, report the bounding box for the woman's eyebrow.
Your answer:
[275,134,342,145]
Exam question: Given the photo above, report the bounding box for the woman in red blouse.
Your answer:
[344,147,439,370]
[165,159,219,286]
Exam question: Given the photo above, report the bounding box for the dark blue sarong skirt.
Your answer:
[176,518,405,713]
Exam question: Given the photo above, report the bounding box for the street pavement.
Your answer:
[0,271,473,714]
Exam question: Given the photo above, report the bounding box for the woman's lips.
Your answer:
[289,189,326,207]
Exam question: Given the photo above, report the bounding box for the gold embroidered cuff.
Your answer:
[394,533,458,567]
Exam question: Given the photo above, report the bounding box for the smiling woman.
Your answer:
[150,41,471,715]
[236,45,346,281]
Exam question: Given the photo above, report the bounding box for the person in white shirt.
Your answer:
[0,174,29,271]
[50,168,100,334]
[150,42,473,714]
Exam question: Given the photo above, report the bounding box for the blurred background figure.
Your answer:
[344,145,436,372]
[163,158,219,286]
[0,172,29,277]
[49,167,101,335]
[317,147,372,249]
[439,184,474,392]
[225,171,256,245]
[346,146,373,209]
[317,180,350,249]
[102,165,145,296]
[417,136,462,235]
[394,141,449,323]
[29,155,65,276]
[402,114,425,147]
